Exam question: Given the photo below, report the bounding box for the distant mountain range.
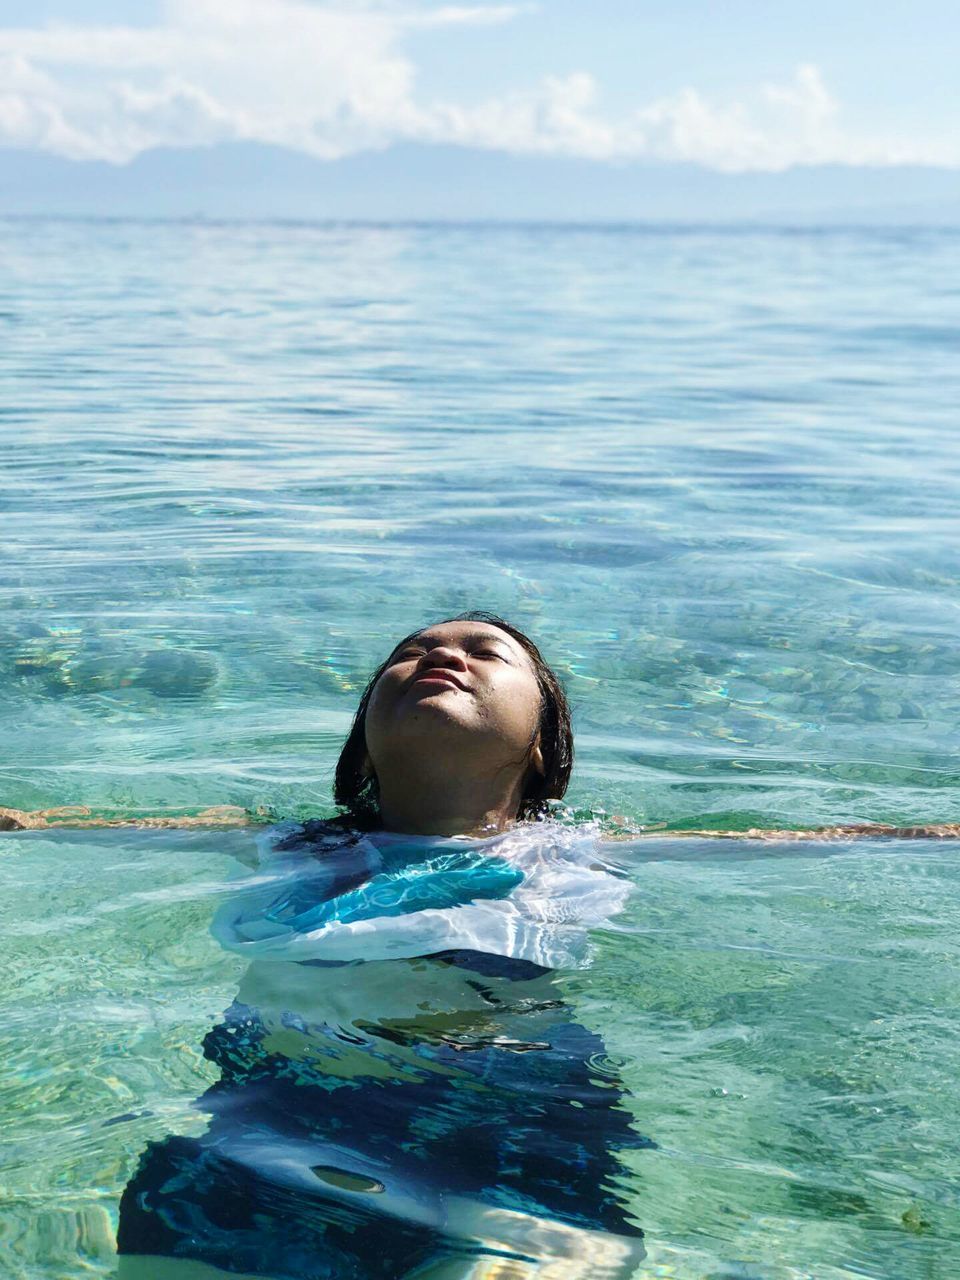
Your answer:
[2,142,958,224]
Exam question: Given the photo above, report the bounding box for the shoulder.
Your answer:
[272,817,362,850]
[251,817,368,868]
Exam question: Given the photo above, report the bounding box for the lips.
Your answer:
[409,670,468,692]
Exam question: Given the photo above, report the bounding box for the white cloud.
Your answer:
[0,0,421,161]
[631,65,843,172]
[418,63,959,170]
[400,5,532,28]
[0,2,956,170]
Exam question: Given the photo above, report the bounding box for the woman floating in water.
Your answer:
[37,613,656,1278]
[2,612,958,1280]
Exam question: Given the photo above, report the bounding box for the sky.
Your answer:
[0,0,957,175]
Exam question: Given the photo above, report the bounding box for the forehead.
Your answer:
[394,621,530,661]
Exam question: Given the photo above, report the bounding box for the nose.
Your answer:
[417,645,468,674]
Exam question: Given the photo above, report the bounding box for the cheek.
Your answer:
[363,674,397,742]
[485,674,541,737]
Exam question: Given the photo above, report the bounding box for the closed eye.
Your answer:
[392,647,425,662]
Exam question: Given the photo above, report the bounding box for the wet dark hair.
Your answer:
[333,611,573,829]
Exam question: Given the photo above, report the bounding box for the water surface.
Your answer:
[2,220,958,827]
[2,220,959,1278]
[3,828,960,1278]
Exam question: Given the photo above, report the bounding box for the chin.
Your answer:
[367,704,473,756]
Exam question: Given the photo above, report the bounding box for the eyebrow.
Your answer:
[397,630,519,656]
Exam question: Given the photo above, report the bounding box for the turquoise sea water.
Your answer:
[2,220,960,1277]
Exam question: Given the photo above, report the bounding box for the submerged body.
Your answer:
[116,820,650,1278]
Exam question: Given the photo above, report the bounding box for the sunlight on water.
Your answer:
[2,220,959,1278]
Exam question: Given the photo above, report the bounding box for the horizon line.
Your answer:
[2,212,960,233]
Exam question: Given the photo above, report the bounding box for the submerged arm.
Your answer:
[4,807,957,841]
[0,805,264,832]
[606,821,960,841]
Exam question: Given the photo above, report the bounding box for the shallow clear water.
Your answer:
[3,220,959,827]
[4,828,960,1278]
[2,219,959,1278]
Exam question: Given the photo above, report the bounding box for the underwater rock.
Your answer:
[901,1205,932,1234]
[133,649,220,699]
[57,654,135,695]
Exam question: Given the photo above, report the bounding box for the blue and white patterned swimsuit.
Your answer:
[117,822,651,1278]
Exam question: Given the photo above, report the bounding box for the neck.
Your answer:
[374,756,525,837]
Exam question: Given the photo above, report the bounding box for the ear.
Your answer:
[529,736,545,778]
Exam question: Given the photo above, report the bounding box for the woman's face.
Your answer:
[364,620,545,782]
